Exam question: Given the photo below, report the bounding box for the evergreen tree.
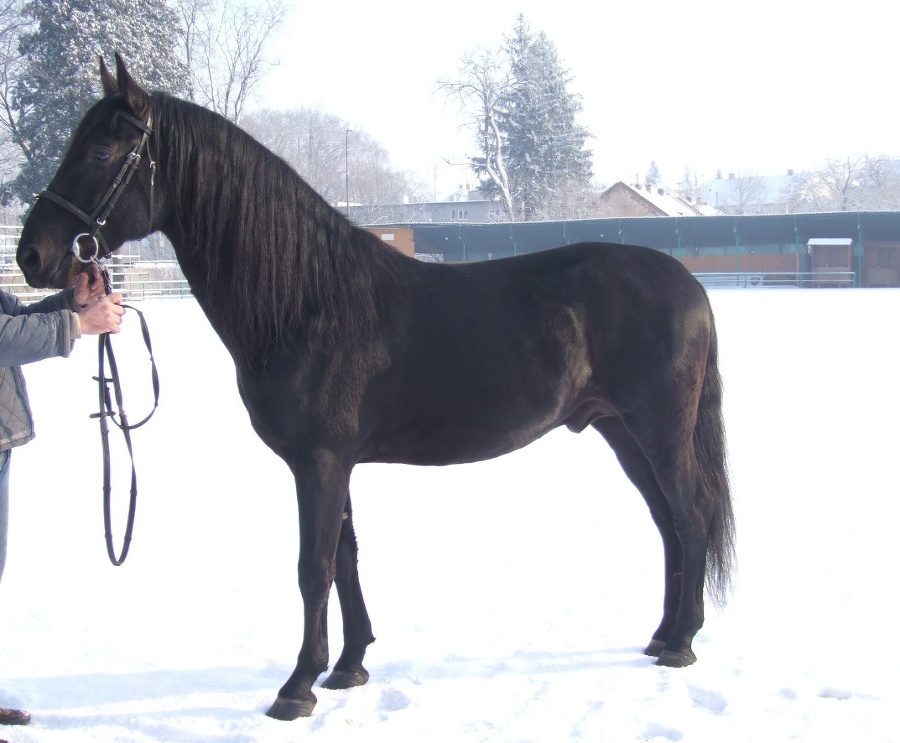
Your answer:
[645,161,660,185]
[6,0,189,204]
[497,15,591,220]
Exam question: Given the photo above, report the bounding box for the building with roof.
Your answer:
[350,180,719,226]
[348,187,497,224]
[595,181,716,218]
[375,210,900,287]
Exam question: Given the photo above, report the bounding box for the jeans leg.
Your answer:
[0,448,10,583]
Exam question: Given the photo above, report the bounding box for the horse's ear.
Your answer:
[113,52,151,118]
[100,56,118,96]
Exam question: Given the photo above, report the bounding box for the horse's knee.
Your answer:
[298,556,336,600]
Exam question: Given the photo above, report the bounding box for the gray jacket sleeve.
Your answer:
[0,288,83,367]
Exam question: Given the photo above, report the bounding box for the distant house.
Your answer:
[350,187,498,225]
[697,171,804,215]
[354,181,720,224]
[595,181,714,218]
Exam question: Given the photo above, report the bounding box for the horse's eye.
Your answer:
[94,149,112,162]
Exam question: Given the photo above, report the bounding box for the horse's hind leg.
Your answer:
[603,406,715,668]
[321,493,376,690]
[592,418,684,660]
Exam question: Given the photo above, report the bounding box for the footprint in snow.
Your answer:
[687,684,728,714]
[643,721,684,740]
[378,687,412,713]
[818,686,853,701]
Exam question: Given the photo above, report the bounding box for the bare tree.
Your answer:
[174,0,211,100]
[529,178,604,221]
[731,171,768,215]
[179,0,287,123]
[791,154,900,211]
[855,154,900,210]
[680,165,697,202]
[437,49,515,220]
[711,170,768,215]
[241,107,427,211]
[796,155,870,211]
[244,108,345,200]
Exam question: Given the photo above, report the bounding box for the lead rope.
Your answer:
[90,261,159,565]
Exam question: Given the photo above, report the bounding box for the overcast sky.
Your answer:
[255,0,896,199]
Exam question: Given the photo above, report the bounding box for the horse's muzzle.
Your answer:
[16,243,77,289]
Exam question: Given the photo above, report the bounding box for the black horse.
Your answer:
[17,55,734,721]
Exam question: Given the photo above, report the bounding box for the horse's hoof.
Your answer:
[266,695,316,720]
[655,648,697,668]
[321,668,369,690]
[644,639,667,658]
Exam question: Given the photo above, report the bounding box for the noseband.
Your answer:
[36,109,155,263]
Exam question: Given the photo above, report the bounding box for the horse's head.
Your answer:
[17,53,155,288]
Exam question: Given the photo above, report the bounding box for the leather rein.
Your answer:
[37,108,159,566]
[88,263,159,565]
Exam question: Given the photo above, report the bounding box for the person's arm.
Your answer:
[0,305,80,366]
[0,268,123,366]
[0,286,77,316]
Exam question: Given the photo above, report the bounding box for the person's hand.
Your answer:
[78,293,125,335]
[73,264,107,308]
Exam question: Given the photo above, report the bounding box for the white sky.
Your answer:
[255,0,898,199]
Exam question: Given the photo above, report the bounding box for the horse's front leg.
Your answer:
[321,493,376,690]
[266,451,350,721]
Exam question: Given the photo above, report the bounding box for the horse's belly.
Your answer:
[364,427,551,466]
[361,394,607,466]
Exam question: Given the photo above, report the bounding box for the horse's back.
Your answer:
[452,241,706,311]
[457,242,713,365]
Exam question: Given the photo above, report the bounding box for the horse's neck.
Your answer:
[156,178,331,359]
[155,105,409,359]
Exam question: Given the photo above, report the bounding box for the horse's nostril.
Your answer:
[17,245,43,281]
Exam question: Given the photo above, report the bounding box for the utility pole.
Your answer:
[345,128,351,218]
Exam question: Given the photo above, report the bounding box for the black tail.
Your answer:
[694,320,736,607]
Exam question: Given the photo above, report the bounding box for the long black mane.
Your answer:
[150,92,405,357]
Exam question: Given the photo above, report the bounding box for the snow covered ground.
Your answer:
[1,288,898,742]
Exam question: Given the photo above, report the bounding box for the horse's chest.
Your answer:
[236,345,390,452]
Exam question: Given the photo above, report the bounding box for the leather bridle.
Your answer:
[36,109,155,264]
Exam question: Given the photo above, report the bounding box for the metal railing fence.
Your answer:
[0,264,192,302]
[692,271,855,289]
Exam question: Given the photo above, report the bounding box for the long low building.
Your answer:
[369,211,900,288]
